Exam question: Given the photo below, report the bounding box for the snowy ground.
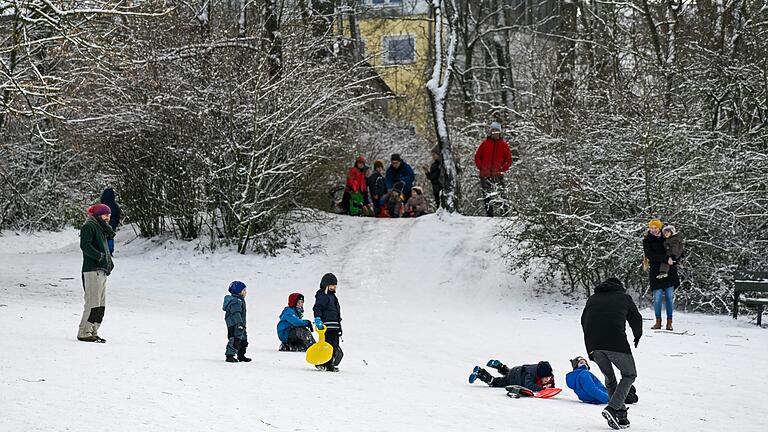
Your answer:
[1,214,766,431]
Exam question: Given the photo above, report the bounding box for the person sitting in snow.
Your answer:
[223,281,251,363]
[367,160,389,217]
[567,356,638,405]
[313,273,343,371]
[404,186,429,218]
[277,292,316,352]
[386,181,405,218]
[469,360,555,391]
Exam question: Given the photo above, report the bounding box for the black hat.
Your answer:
[320,273,338,289]
[570,356,589,370]
[536,361,553,378]
[390,153,402,162]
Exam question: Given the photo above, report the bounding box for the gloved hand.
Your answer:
[306,321,313,332]
[314,317,324,330]
[634,338,640,348]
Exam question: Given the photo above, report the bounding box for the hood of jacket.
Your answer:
[223,294,242,310]
[594,278,624,293]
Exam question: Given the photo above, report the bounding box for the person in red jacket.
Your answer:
[340,156,371,216]
[474,122,513,217]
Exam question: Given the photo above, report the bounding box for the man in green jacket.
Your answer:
[78,204,115,343]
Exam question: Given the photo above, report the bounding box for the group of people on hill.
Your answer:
[339,121,516,218]
[340,153,435,218]
[467,218,685,430]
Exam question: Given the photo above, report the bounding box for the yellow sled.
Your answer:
[306,327,333,365]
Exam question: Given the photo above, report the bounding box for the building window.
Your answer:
[382,35,415,65]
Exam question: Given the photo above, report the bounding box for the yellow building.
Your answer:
[354,5,432,132]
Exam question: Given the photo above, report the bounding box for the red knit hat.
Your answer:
[355,155,366,164]
[87,204,111,216]
[288,292,304,308]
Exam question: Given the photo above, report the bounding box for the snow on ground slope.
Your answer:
[1,214,766,432]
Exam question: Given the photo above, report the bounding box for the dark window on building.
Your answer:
[382,35,415,65]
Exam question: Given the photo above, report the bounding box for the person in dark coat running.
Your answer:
[468,360,555,392]
[643,219,679,330]
[313,273,343,371]
[78,204,115,343]
[99,188,121,254]
[385,154,415,201]
[581,278,643,430]
[474,122,512,217]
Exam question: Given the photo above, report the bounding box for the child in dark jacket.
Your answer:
[277,292,316,352]
[469,360,555,391]
[313,273,343,371]
[223,281,250,363]
[658,225,684,279]
[367,160,389,217]
[386,181,405,218]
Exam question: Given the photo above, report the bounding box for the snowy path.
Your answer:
[1,215,766,431]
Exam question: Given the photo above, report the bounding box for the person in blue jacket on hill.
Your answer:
[277,292,315,352]
[567,356,638,405]
[223,281,251,363]
[385,153,415,201]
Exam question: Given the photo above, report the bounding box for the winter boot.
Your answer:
[225,355,239,363]
[237,347,252,362]
[666,319,674,331]
[617,408,630,429]
[469,366,493,385]
[77,335,101,343]
[651,319,662,330]
[601,406,622,430]
[94,336,107,343]
[486,359,510,375]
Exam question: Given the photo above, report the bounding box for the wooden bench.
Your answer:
[733,271,768,326]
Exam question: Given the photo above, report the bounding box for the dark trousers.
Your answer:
[592,350,637,410]
[321,329,342,368]
[480,176,505,217]
[431,182,443,209]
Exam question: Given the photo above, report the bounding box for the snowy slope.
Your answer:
[1,214,766,432]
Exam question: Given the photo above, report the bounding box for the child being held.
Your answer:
[658,225,684,279]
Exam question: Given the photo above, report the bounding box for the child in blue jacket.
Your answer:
[277,292,315,351]
[223,281,250,363]
[566,356,637,404]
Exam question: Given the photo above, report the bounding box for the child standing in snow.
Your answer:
[277,292,316,352]
[658,225,684,279]
[223,281,251,363]
[313,273,343,371]
[404,186,429,217]
[469,360,555,391]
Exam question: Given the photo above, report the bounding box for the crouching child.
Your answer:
[277,292,316,352]
[223,281,251,363]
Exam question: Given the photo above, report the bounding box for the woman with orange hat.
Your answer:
[642,219,678,330]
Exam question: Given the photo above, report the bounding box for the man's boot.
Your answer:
[666,319,674,331]
[651,319,662,330]
[616,408,630,429]
[237,346,252,362]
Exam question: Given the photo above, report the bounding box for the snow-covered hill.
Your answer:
[1,214,766,431]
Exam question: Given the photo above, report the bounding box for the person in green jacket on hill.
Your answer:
[78,204,115,343]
